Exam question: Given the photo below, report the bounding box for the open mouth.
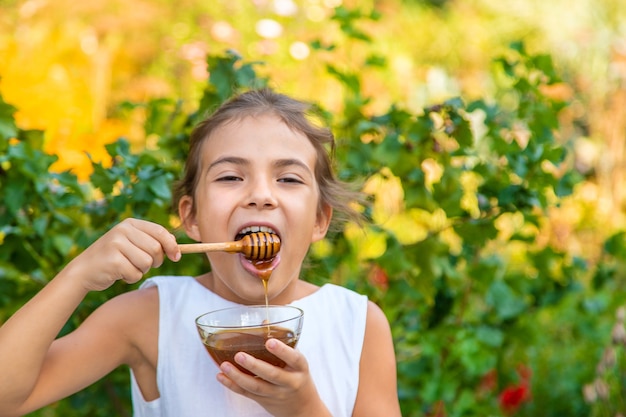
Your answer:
[235,225,278,242]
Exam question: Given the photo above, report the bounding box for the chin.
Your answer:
[227,281,267,304]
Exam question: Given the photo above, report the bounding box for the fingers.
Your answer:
[115,219,181,282]
[217,339,307,395]
[218,359,275,399]
[121,219,181,264]
[265,338,308,375]
[79,219,181,290]
[216,362,257,396]
[215,341,325,417]
[114,242,153,284]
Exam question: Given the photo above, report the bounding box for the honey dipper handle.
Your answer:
[178,241,243,254]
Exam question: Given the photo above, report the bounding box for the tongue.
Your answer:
[241,253,280,280]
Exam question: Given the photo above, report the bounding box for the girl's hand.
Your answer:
[216,339,331,417]
[65,218,181,292]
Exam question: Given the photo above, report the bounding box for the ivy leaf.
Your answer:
[148,174,172,200]
[90,163,115,194]
[326,65,361,93]
[52,235,74,256]
[454,219,498,246]
[604,231,626,258]
[475,325,504,348]
[4,181,27,215]
[486,280,526,320]
[532,54,560,83]
[309,39,336,51]
[0,94,18,141]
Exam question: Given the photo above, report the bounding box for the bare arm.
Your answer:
[352,301,402,417]
[0,218,179,417]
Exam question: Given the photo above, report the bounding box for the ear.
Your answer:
[179,195,201,242]
[311,203,333,243]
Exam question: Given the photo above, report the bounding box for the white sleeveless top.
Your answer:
[130,276,368,417]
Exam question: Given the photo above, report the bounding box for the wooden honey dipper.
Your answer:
[178,232,281,261]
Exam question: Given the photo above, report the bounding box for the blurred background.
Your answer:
[2,0,626,416]
[2,0,624,193]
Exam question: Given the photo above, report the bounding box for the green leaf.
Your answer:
[365,54,386,67]
[604,231,626,258]
[4,181,27,215]
[148,174,172,200]
[533,54,560,82]
[453,219,498,246]
[475,325,504,347]
[309,39,336,51]
[52,235,74,256]
[0,94,18,141]
[326,65,361,93]
[486,280,526,320]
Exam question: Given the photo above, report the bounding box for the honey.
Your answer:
[202,326,297,375]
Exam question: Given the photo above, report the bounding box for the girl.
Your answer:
[0,89,401,417]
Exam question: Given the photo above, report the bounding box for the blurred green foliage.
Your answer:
[3,5,626,417]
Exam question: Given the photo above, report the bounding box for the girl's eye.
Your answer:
[217,175,243,182]
[278,176,304,184]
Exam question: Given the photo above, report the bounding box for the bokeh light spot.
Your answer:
[289,41,310,60]
[255,19,283,39]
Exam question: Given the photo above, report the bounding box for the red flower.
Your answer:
[499,384,530,415]
[516,364,532,384]
[368,264,388,290]
[426,400,446,417]
[477,369,498,395]
[498,364,532,415]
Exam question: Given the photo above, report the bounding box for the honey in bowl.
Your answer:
[203,326,298,375]
[196,305,304,376]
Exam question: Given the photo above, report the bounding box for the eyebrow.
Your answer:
[207,156,313,175]
[274,158,313,174]
[207,156,247,171]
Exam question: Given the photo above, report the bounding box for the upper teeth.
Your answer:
[239,226,276,235]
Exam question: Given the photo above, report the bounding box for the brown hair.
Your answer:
[173,88,364,231]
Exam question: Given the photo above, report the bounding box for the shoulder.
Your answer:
[84,284,159,365]
[364,300,390,331]
[95,283,159,321]
[353,300,402,416]
[362,301,393,354]
[85,284,158,333]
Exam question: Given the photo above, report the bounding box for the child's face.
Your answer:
[179,113,331,304]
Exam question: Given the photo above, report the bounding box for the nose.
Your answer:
[245,177,277,209]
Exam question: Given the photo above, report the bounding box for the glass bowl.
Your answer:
[196,305,304,375]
